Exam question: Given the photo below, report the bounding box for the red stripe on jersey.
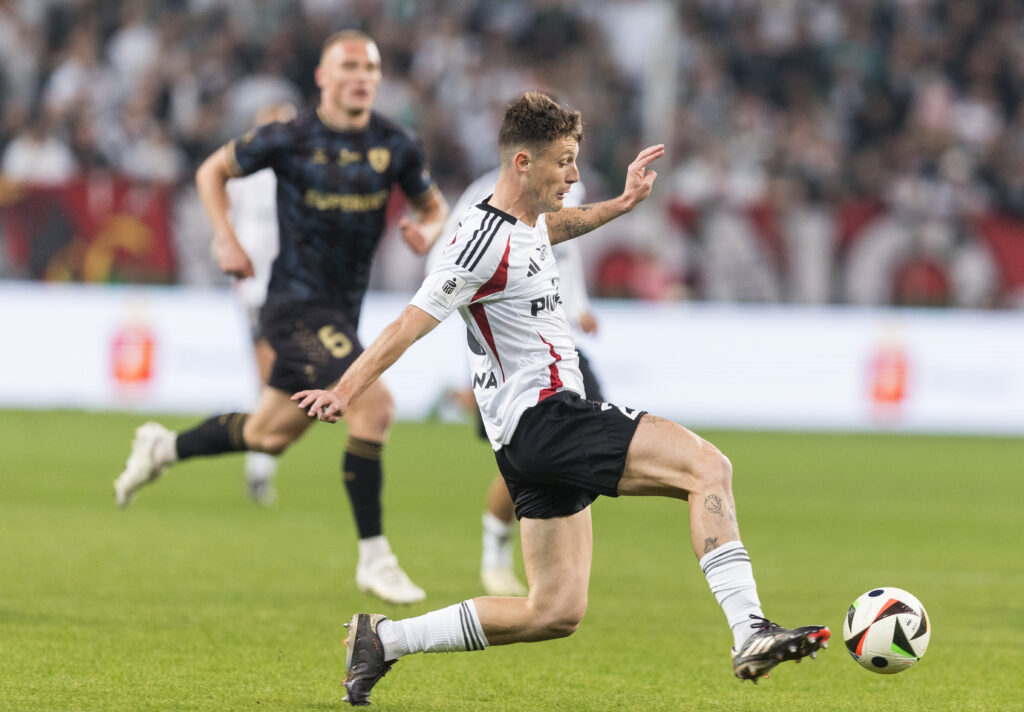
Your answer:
[472,237,511,300]
[469,303,504,380]
[466,237,511,380]
[537,334,563,402]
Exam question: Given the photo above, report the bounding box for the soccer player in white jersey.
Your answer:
[433,167,604,596]
[293,92,829,705]
[226,102,297,505]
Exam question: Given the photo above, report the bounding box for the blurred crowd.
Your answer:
[2,0,1023,306]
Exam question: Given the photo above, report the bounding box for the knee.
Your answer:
[699,447,733,491]
[544,612,584,639]
[243,429,294,456]
[532,599,587,640]
[349,389,395,436]
[366,395,395,435]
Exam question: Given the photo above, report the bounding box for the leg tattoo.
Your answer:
[704,494,724,516]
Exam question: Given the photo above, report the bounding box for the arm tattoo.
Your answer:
[703,537,719,554]
[704,494,724,516]
[550,204,612,242]
[558,214,594,241]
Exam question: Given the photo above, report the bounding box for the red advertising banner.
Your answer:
[0,176,175,283]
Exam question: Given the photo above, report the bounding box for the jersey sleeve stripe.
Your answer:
[467,226,498,272]
[456,210,499,269]
[455,211,491,266]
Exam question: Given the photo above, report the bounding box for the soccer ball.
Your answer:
[843,587,931,674]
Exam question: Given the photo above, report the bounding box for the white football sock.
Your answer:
[481,512,513,571]
[244,451,277,482]
[157,432,179,466]
[700,540,764,649]
[357,534,391,565]
[377,600,488,661]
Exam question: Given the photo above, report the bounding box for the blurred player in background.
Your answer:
[294,92,829,705]
[226,101,297,506]
[114,30,448,605]
[432,166,605,596]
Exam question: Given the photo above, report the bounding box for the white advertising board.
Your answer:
[0,283,467,417]
[2,283,1022,435]
[0,283,259,413]
[580,302,1024,435]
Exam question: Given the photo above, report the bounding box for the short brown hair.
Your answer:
[498,92,583,162]
[320,29,375,61]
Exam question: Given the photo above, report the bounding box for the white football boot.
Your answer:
[356,553,426,605]
[114,422,174,508]
[244,451,278,506]
[481,566,527,596]
[480,513,524,595]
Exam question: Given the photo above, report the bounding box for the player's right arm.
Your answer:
[295,208,507,423]
[196,145,254,279]
[293,305,440,422]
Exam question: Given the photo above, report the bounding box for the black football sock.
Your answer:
[343,437,384,539]
[175,413,249,460]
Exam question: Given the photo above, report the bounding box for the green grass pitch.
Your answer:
[1,409,1022,711]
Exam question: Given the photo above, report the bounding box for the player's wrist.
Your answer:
[612,193,637,215]
[212,230,240,249]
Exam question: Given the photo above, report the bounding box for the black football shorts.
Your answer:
[260,300,364,394]
[474,347,605,442]
[495,391,646,520]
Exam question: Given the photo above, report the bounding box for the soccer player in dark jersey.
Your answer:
[113,30,448,605]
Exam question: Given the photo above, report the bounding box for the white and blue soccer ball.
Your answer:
[843,587,931,674]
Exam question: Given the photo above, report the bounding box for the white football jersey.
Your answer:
[411,200,585,448]
[429,168,593,330]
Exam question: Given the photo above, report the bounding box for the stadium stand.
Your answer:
[2,0,1023,306]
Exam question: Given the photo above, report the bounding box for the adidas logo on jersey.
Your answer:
[527,258,541,276]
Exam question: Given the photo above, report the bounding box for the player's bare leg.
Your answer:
[474,506,592,644]
[481,475,526,596]
[242,386,314,455]
[343,379,424,604]
[341,509,591,705]
[619,414,829,681]
[618,415,739,554]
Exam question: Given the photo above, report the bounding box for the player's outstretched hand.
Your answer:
[398,216,433,255]
[621,144,665,210]
[291,389,347,423]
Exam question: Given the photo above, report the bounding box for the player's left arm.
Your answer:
[292,305,439,423]
[547,144,664,245]
[398,186,449,255]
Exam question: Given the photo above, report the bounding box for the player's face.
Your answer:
[529,136,580,214]
[316,39,382,118]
